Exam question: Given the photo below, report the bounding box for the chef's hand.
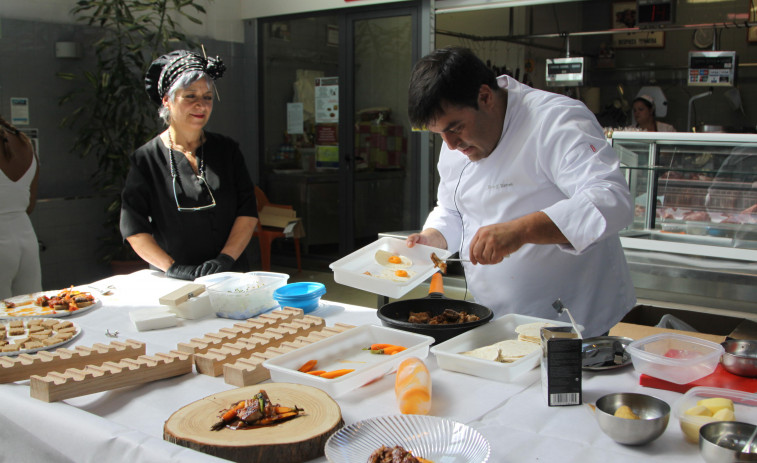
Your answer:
[406,228,447,250]
[166,263,203,280]
[198,253,235,276]
[469,222,523,265]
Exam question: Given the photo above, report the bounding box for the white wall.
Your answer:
[0,0,245,42]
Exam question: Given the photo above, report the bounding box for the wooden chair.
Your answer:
[253,186,302,273]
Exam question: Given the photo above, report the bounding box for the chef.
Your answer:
[405,47,636,337]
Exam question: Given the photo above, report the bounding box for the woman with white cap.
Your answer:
[632,94,676,132]
[120,50,258,280]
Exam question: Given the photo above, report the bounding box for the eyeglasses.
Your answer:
[168,135,216,212]
[171,174,216,211]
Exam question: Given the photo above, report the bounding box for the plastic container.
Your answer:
[430,314,582,382]
[673,386,757,443]
[626,333,724,385]
[198,271,289,319]
[273,282,326,313]
[263,324,434,397]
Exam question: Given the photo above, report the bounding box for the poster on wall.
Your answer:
[749,2,757,43]
[10,97,29,125]
[611,1,665,49]
[315,77,339,124]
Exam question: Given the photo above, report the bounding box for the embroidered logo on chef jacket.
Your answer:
[487,182,514,191]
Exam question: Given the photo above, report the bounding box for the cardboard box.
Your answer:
[258,206,305,239]
[609,304,757,344]
[540,326,582,407]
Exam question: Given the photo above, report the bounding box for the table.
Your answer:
[0,270,702,463]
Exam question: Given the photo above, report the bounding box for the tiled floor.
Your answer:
[273,265,476,310]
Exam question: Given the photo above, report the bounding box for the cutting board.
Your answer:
[164,383,343,463]
[640,364,757,394]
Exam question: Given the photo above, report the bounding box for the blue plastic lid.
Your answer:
[273,282,326,300]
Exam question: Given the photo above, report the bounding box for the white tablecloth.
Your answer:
[0,270,701,462]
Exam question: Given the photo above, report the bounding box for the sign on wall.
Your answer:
[611,1,665,49]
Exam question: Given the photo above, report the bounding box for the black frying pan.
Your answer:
[377,272,493,344]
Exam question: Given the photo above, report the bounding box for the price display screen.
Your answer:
[688,51,736,87]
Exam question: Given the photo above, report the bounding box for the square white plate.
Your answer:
[431,314,582,382]
[329,237,452,298]
[264,324,434,397]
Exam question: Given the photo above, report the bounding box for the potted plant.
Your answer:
[58,0,206,274]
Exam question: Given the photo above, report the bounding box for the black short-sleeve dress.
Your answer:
[120,131,257,271]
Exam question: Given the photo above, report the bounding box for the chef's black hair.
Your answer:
[408,46,498,129]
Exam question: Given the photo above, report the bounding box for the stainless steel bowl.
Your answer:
[721,340,757,378]
[700,421,757,463]
[595,392,670,445]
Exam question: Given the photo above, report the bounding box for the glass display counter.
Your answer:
[611,132,757,314]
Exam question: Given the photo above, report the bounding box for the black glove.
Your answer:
[165,263,203,281]
[198,253,235,277]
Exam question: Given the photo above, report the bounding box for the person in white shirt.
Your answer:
[405,47,636,337]
[632,94,676,132]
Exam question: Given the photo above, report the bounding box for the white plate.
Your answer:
[263,324,434,397]
[431,314,583,382]
[1,318,82,356]
[1,289,100,319]
[329,237,452,298]
[325,414,490,463]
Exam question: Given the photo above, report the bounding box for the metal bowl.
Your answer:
[721,340,757,378]
[595,392,670,445]
[582,336,633,371]
[700,421,757,463]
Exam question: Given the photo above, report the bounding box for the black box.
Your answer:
[541,326,582,407]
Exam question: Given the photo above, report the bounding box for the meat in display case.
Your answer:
[610,132,757,313]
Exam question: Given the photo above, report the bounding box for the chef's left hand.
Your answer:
[469,222,523,265]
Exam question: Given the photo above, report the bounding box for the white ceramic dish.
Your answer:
[325,414,490,463]
[0,318,82,356]
[431,314,582,382]
[329,237,452,299]
[1,289,100,319]
[626,333,724,384]
[263,324,433,397]
[673,386,757,443]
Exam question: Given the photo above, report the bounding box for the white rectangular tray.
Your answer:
[329,237,452,299]
[264,324,434,397]
[431,314,582,382]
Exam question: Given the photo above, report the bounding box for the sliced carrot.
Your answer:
[306,370,326,376]
[383,345,407,355]
[368,343,394,351]
[319,369,355,379]
[297,359,318,373]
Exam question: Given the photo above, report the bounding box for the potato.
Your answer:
[685,405,712,417]
[697,397,734,415]
[713,408,735,421]
[681,415,716,443]
[614,405,640,420]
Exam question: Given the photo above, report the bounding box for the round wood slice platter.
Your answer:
[164,383,343,463]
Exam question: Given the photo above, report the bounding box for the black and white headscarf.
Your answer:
[144,50,226,105]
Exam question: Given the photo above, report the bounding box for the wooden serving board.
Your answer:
[164,383,343,463]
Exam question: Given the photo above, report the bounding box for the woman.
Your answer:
[0,115,41,298]
[120,50,258,280]
[632,94,676,132]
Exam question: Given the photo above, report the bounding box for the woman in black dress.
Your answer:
[120,50,258,280]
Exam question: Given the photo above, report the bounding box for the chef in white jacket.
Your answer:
[406,47,636,337]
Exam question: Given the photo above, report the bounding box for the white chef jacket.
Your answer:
[424,75,636,337]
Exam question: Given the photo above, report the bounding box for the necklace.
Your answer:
[168,131,204,180]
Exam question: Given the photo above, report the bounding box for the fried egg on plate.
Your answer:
[373,267,415,283]
[374,249,413,268]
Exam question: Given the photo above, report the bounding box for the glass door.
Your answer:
[258,4,421,265]
[340,8,419,255]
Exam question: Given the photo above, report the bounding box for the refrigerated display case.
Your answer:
[611,132,757,314]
